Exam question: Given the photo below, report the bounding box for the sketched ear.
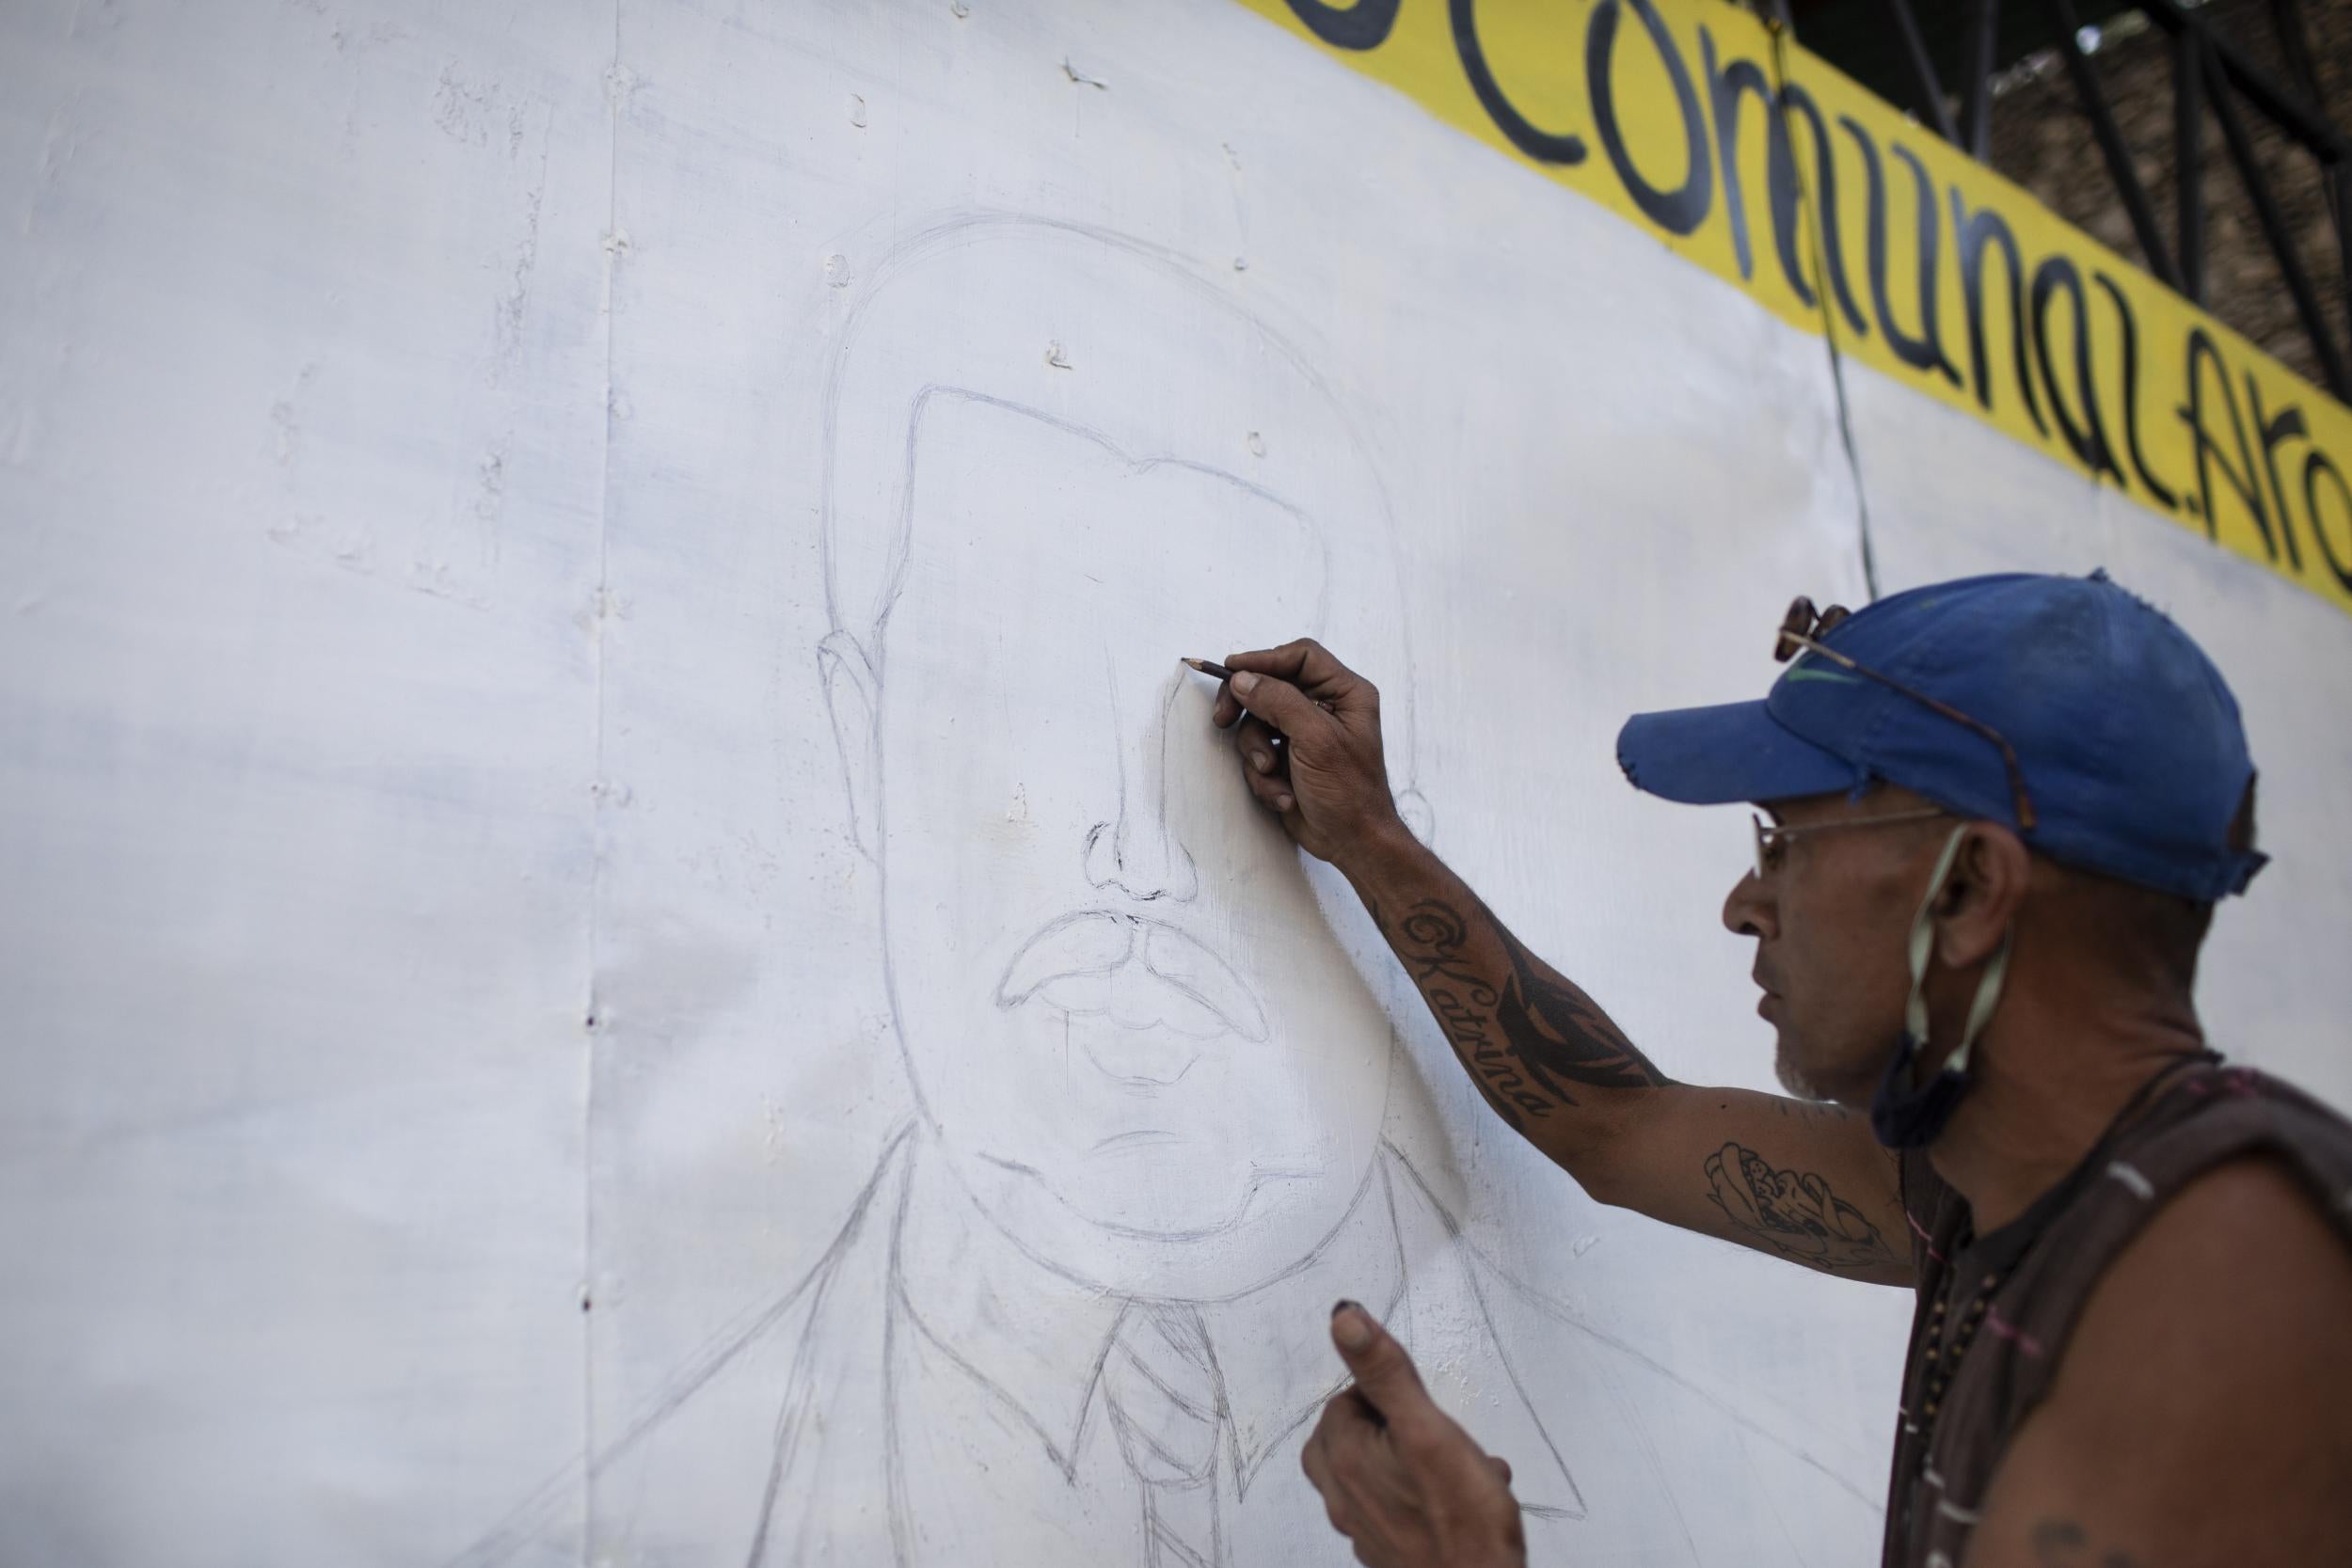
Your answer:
[1394,784,1435,847]
[818,630,882,863]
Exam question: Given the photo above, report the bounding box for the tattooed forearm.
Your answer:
[1702,1142,1899,1275]
[1492,919,1673,1096]
[2032,1518,2143,1567]
[1395,901,1542,1128]
[1386,896,1671,1132]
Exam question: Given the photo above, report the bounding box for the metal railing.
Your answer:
[1782,0,2351,399]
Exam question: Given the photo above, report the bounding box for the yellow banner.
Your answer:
[1232,0,2352,618]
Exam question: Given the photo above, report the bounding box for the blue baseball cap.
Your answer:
[1616,571,2266,903]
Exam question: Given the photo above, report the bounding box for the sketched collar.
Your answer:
[893,1132,1408,1490]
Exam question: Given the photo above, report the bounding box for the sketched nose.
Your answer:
[1084,673,1200,903]
[1083,815,1200,901]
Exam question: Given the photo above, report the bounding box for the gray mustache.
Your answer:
[993,911,1270,1042]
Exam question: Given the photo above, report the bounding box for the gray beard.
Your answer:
[1773,1037,1827,1101]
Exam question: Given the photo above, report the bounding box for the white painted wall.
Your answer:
[0,3,2336,1565]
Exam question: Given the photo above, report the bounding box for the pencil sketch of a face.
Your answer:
[820,218,1419,1301]
[444,220,1876,1568]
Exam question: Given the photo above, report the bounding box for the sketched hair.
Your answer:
[818,213,1422,787]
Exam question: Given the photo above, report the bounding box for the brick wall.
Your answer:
[1983,0,2350,390]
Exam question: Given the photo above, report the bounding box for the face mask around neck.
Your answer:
[1868,825,2012,1150]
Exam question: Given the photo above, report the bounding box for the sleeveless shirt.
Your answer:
[1881,1060,2352,1568]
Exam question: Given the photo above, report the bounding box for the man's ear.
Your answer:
[1936,823,2030,968]
[818,630,882,863]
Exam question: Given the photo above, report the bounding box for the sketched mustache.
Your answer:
[993,911,1270,1043]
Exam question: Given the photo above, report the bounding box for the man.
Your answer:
[1214,574,2352,1566]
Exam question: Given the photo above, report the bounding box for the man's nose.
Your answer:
[1722,868,1777,941]
[1083,668,1200,902]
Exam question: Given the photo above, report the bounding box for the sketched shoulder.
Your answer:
[445,1127,915,1568]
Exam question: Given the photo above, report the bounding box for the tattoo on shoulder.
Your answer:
[1389,896,1669,1130]
[1702,1142,1899,1275]
[2032,1518,2143,1567]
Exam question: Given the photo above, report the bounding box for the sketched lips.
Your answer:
[993,911,1270,1043]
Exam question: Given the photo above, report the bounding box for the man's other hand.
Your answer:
[1211,640,1404,865]
[1299,1303,1528,1568]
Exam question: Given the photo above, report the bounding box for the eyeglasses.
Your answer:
[1752,808,1949,877]
[1774,596,2039,832]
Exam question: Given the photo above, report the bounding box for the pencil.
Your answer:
[1183,657,1330,727]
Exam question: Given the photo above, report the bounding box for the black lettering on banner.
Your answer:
[1950,190,2049,436]
[2306,449,2352,592]
[1841,119,1961,385]
[2030,256,2122,481]
[1887,144,1962,386]
[1586,0,1711,235]
[1778,82,1870,338]
[2178,327,2275,554]
[1450,0,1588,165]
[1701,27,1808,302]
[1284,0,1403,50]
[2245,375,2310,571]
[2091,271,2179,510]
[1282,0,2352,616]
